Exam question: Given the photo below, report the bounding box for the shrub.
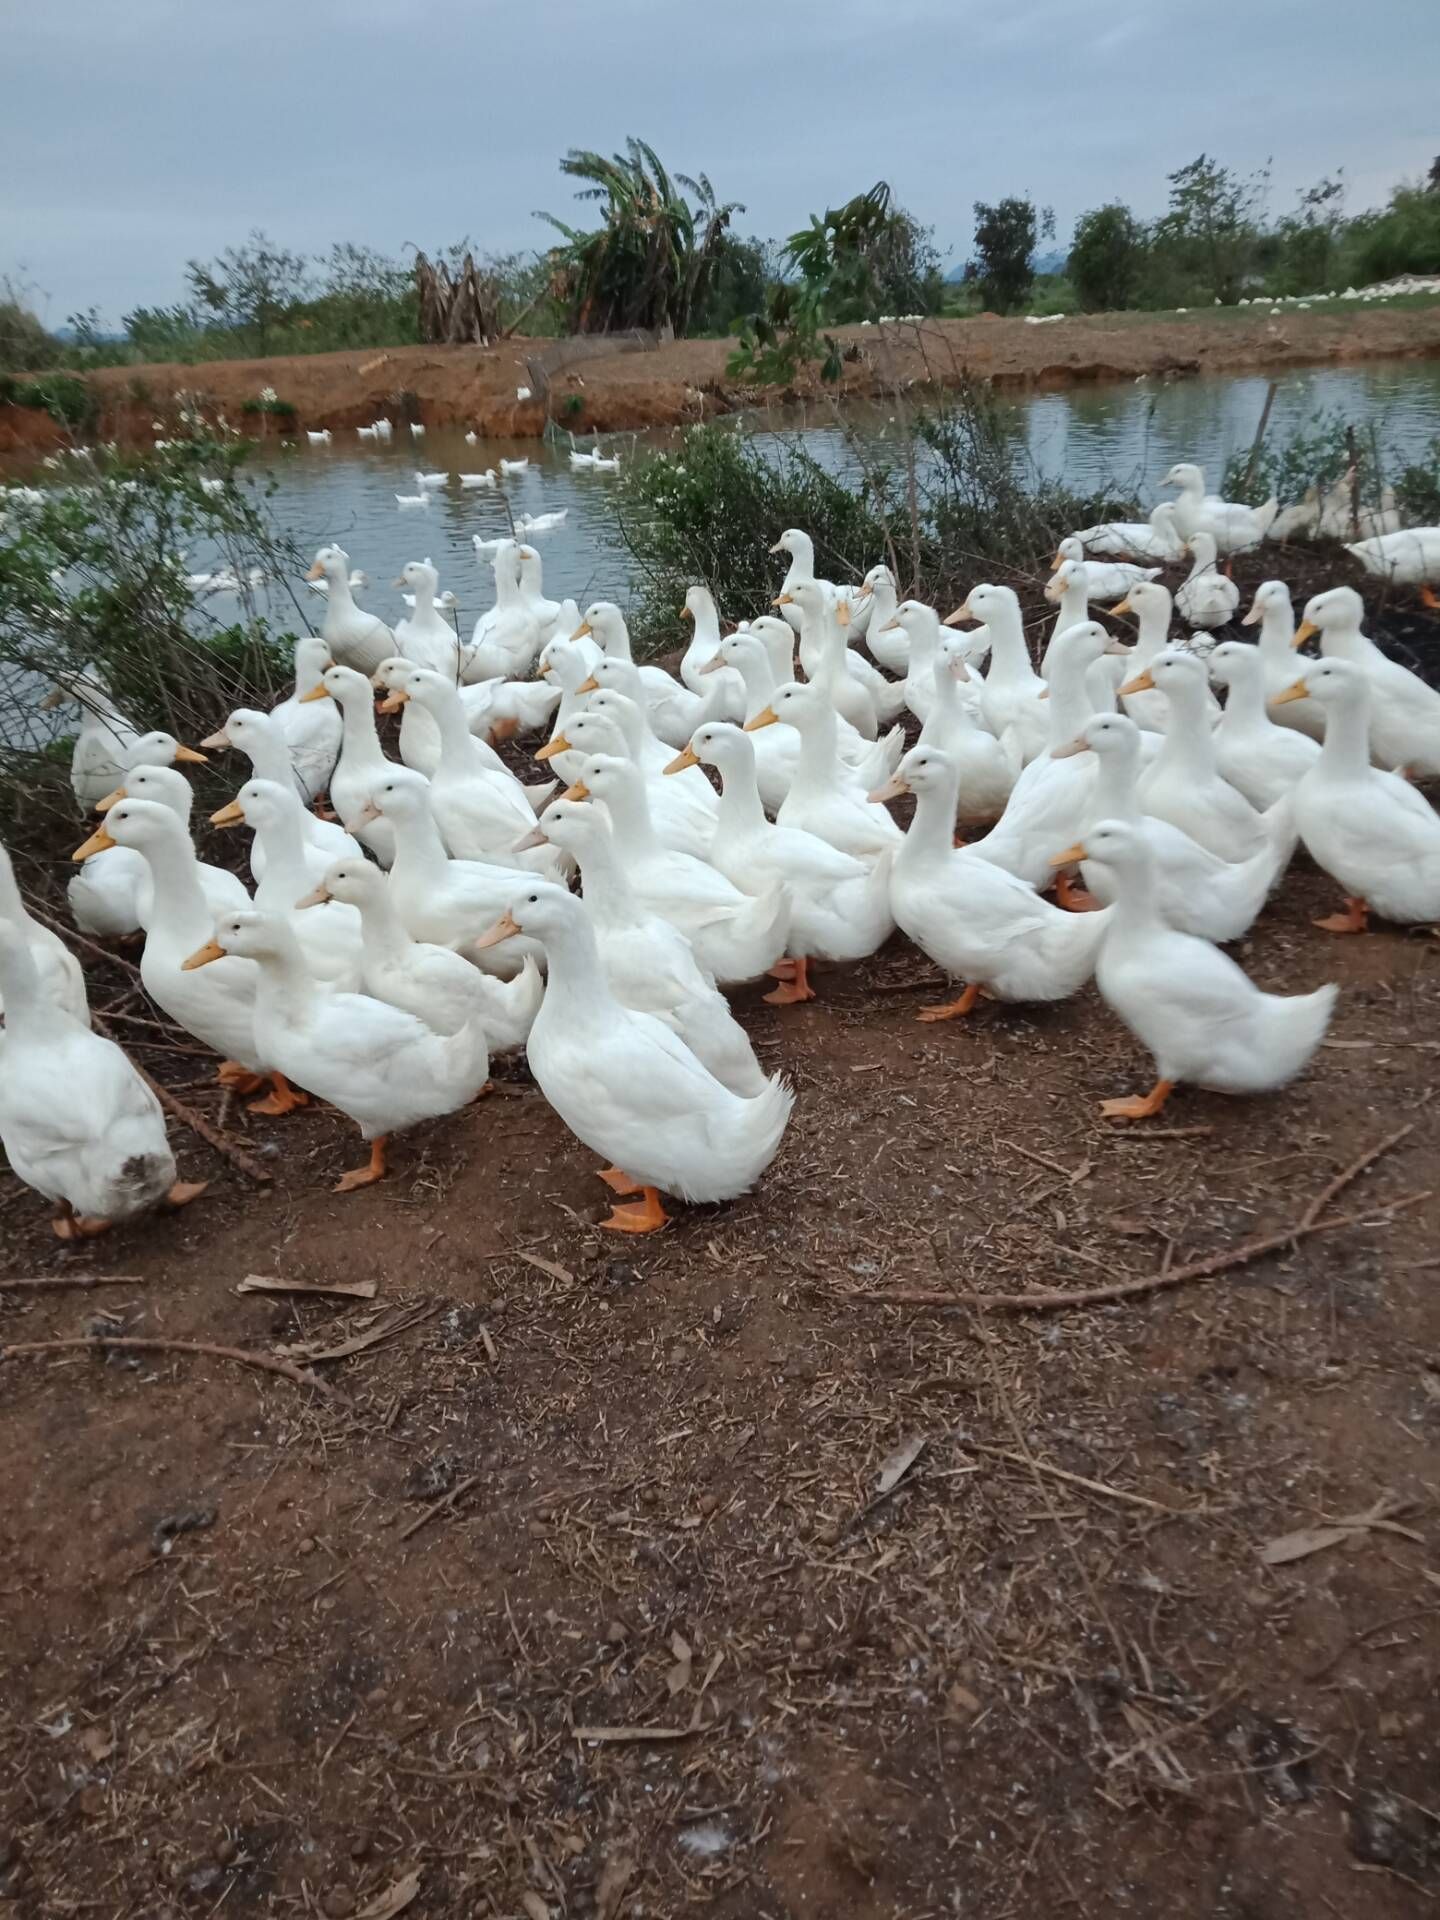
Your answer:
[1068,205,1146,312]
[972,197,1051,314]
[0,297,60,372]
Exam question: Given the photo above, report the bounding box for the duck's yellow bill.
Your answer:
[72,826,115,862]
[474,909,521,950]
[744,706,778,732]
[1292,618,1319,649]
[1272,678,1310,706]
[1049,842,1087,867]
[664,745,700,774]
[210,800,244,827]
[181,939,226,970]
[173,745,208,764]
[95,786,125,812]
[561,779,590,802]
[1118,669,1155,696]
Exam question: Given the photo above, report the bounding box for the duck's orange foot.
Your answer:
[763,955,815,1005]
[1314,897,1368,935]
[917,982,982,1023]
[1100,1079,1174,1122]
[488,716,520,744]
[248,1073,310,1117]
[164,1181,209,1211]
[216,1061,265,1094]
[599,1186,670,1234]
[52,1207,111,1241]
[597,1165,644,1196]
[470,1080,495,1103]
[334,1137,387,1193]
[1420,585,1439,612]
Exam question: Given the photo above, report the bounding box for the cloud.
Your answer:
[4,0,1435,325]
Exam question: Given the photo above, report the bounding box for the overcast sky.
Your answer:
[4,0,1436,328]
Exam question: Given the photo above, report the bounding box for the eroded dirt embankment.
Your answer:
[6,303,1440,453]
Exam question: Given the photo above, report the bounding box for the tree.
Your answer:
[1274,173,1347,293]
[1068,204,1145,311]
[972,197,1053,314]
[1351,177,1440,282]
[537,139,742,336]
[1152,155,1267,304]
[185,230,310,354]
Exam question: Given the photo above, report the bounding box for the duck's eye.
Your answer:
[527,893,539,905]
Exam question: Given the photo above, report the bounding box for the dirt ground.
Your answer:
[3,553,1440,1919]
[5,302,1440,455]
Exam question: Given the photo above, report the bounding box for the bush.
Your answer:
[1069,204,1146,311]
[0,298,60,373]
[0,434,303,845]
[1351,184,1440,283]
[3,372,97,430]
[972,197,1049,314]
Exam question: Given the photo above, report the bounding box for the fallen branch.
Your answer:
[837,1126,1420,1315]
[24,902,144,980]
[1,1335,336,1397]
[966,1443,1186,1515]
[92,1018,273,1186]
[0,1273,143,1292]
[397,1472,483,1542]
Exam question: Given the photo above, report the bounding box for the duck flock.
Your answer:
[3,458,1440,1242]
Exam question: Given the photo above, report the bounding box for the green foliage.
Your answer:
[1350,182,1440,283]
[1220,409,1440,522]
[0,435,302,839]
[728,183,940,385]
[1270,174,1348,295]
[1395,443,1440,525]
[972,197,1052,314]
[1,371,96,429]
[1152,154,1268,304]
[186,229,311,355]
[0,296,60,372]
[689,233,773,335]
[1068,204,1146,311]
[538,138,742,336]
[239,393,297,419]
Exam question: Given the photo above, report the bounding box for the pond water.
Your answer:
[240,358,1440,625]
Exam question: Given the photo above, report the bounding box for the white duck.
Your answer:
[372,657,511,777]
[392,560,461,675]
[305,858,541,1049]
[1295,587,1440,776]
[0,839,88,1025]
[1208,641,1321,808]
[77,798,302,1115]
[1278,657,1440,933]
[570,601,693,742]
[87,763,247,933]
[186,909,490,1192]
[1106,580,1220,731]
[1051,536,1161,603]
[68,734,210,937]
[467,543,541,681]
[212,779,364,988]
[518,799,766,1095]
[770,528,827,634]
[968,620,1118,892]
[381,668,542,863]
[1161,463,1279,553]
[784,581,901,729]
[916,634,1019,825]
[560,754,789,986]
[670,723,894,1006]
[302,665,399,863]
[40,667,142,810]
[1056,712,1292,942]
[944,585,1049,765]
[265,635,343,801]
[872,745,1110,1021]
[1058,817,1336,1121]
[1127,650,1272,860]
[1069,503,1185,563]
[474,886,793,1235]
[746,681,903,862]
[1345,529,1440,603]
[540,693,716,859]
[884,600,981,726]
[854,566,906,672]
[1241,582,1324,738]
[306,546,396,674]
[0,921,196,1239]
[1174,533,1240,631]
[362,767,553,977]
[514,545,565,651]
[199,708,364,871]
[677,585,746,719]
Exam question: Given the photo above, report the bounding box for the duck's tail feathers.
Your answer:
[1254,498,1280,536]
[742,1070,796,1169]
[1267,980,1340,1083]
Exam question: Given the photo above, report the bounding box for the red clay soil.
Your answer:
[7,303,1440,453]
[4,543,1440,1914]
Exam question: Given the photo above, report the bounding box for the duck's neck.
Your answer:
[253,939,324,1025]
[905,614,940,683]
[1154,683,1216,780]
[784,538,815,588]
[388,805,452,888]
[536,912,622,1022]
[1052,584,1088,639]
[599,620,634,663]
[984,608,1035,690]
[0,846,35,931]
[900,773,962,870]
[294,648,326,699]
[1256,606,1295,666]
[919,660,959,744]
[788,707,841,799]
[0,934,65,1039]
[243,731,296,789]
[1318,618,1382,667]
[1133,606,1170,665]
[601,781,661,857]
[1091,743,1140,821]
[326,572,358,618]
[1219,667,1269,738]
[1109,861,1166,938]
[429,695,480,770]
[253,813,312,911]
[735,653,777,725]
[571,832,642,929]
[870,580,897,630]
[335,694,388,771]
[1316,693,1373,780]
[1046,647,1098,745]
[353,886,413,964]
[713,753,768,841]
[141,833,215,946]
[685,595,721,665]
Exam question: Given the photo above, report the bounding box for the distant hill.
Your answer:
[946,248,1068,283]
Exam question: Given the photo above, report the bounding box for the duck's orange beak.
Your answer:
[1118,669,1155,696]
[209,800,245,827]
[181,939,227,970]
[173,745,208,764]
[561,779,591,802]
[1049,842,1087,867]
[72,826,115,861]
[744,706,778,732]
[474,909,521,950]
[1272,678,1310,706]
[664,745,700,774]
[1293,618,1319,649]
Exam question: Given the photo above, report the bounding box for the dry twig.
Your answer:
[1,1335,336,1397]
